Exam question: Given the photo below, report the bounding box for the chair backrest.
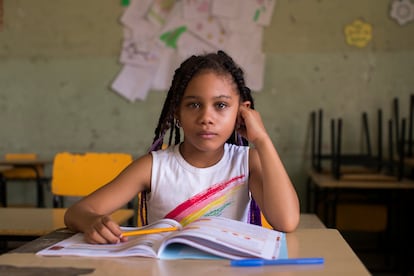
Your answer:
[260,212,272,229]
[51,152,133,197]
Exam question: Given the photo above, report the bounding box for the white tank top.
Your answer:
[148,143,251,225]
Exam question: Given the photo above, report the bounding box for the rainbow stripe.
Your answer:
[165,175,246,226]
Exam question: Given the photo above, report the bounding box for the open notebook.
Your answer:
[37,216,288,260]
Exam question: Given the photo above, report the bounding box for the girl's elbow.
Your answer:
[286,212,301,232]
[272,214,300,233]
[281,220,299,233]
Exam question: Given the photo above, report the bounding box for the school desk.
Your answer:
[0,159,52,208]
[306,169,414,272]
[0,207,134,240]
[306,169,414,227]
[0,225,370,275]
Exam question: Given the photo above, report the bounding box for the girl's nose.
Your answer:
[198,107,214,125]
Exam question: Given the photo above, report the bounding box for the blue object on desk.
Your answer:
[230,257,325,267]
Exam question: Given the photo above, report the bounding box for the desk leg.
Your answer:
[314,185,320,217]
[36,177,44,208]
[29,165,45,208]
[0,174,6,207]
[317,188,335,228]
[323,190,331,227]
[311,180,334,227]
[329,190,339,228]
[306,176,313,212]
[34,166,45,208]
[392,190,414,274]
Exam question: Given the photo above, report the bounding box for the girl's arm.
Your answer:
[64,153,152,244]
[237,105,300,232]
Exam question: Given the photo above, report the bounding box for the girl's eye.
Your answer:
[216,102,228,109]
[188,103,200,109]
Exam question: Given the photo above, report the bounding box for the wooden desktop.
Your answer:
[0,213,371,275]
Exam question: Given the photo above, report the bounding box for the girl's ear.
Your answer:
[241,101,251,108]
[236,101,251,128]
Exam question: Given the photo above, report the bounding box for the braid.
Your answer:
[149,55,210,151]
[140,50,259,226]
[174,124,180,145]
[216,51,255,146]
[215,52,261,225]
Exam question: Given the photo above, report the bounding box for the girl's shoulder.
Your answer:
[150,145,179,165]
[224,144,250,164]
[225,143,249,153]
[150,144,177,156]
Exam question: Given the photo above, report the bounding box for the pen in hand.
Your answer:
[121,226,179,237]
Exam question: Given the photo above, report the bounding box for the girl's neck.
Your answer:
[178,143,225,168]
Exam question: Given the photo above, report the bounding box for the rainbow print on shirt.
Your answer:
[164,175,247,226]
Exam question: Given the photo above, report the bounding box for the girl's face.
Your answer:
[177,71,241,154]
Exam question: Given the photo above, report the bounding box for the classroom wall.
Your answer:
[0,0,413,208]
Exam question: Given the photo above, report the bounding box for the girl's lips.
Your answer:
[198,131,217,138]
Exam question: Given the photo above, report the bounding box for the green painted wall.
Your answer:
[0,0,413,208]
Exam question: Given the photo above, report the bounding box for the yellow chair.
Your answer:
[261,212,273,229]
[51,152,133,209]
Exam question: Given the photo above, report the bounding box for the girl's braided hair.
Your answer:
[139,50,261,226]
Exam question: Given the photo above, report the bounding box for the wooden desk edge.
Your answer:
[0,208,135,237]
[308,169,414,188]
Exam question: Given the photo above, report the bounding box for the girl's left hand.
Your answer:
[237,105,269,145]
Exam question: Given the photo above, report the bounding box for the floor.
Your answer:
[341,231,414,276]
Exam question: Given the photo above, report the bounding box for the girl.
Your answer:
[64,51,300,244]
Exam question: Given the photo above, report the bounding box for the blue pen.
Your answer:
[230,257,324,267]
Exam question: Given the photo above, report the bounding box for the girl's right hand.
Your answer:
[237,105,269,146]
[83,215,127,244]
